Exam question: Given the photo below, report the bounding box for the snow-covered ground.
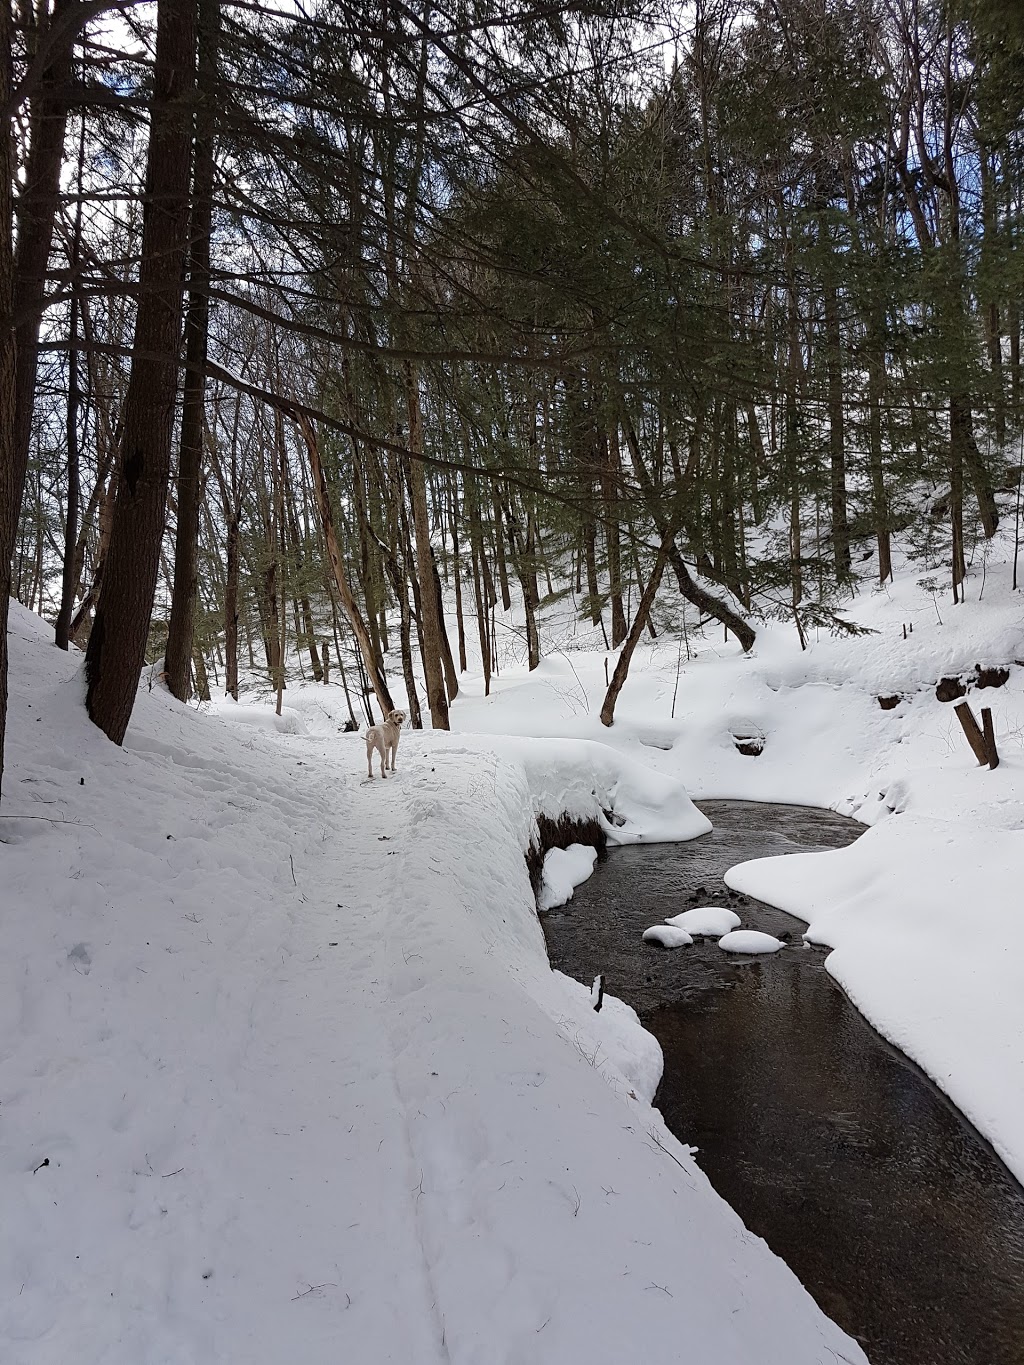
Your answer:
[5,522,1024,1362]
[1,602,863,1364]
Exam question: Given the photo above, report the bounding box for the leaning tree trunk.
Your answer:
[616,394,756,652]
[600,534,673,727]
[85,0,198,744]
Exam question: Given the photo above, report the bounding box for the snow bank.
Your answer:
[726,812,1024,1183]
[537,842,598,911]
[436,733,713,845]
[208,699,309,734]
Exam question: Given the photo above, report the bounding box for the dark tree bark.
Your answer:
[601,427,627,647]
[823,269,850,581]
[85,0,198,743]
[866,320,892,585]
[405,362,449,728]
[9,0,75,543]
[0,0,16,792]
[55,285,82,650]
[165,0,219,699]
[951,393,998,540]
[600,533,673,727]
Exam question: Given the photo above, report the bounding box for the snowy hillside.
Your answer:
[1,602,865,1364]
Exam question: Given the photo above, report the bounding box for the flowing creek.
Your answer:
[539,800,1024,1365]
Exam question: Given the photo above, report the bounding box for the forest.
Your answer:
[2,0,1023,787]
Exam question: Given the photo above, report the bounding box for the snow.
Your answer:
[718,930,786,955]
[10,503,1024,1359]
[0,602,865,1365]
[537,841,598,911]
[207,698,310,734]
[665,907,742,937]
[642,925,695,948]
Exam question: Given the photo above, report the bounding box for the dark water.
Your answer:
[541,801,1024,1365]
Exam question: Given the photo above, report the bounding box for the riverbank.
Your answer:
[435,537,1024,1188]
[542,802,1024,1365]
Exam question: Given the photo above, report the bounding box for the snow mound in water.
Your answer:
[719,930,785,955]
[538,842,598,911]
[665,907,741,937]
[642,925,694,949]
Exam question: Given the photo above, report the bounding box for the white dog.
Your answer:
[365,709,406,780]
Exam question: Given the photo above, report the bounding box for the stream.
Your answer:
[539,800,1024,1365]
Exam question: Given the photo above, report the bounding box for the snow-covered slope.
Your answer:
[0,603,865,1364]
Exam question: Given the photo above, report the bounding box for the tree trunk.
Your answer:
[448,484,467,672]
[430,546,459,700]
[600,534,672,727]
[8,0,75,561]
[405,362,449,728]
[867,323,892,585]
[0,0,16,791]
[601,427,627,647]
[165,0,219,700]
[951,393,998,539]
[491,482,512,611]
[55,289,81,650]
[823,270,850,581]
[224,514,239,697]
[295,412,394,716]
[86,0,197,744]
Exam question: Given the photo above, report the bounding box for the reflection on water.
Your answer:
[541,800,1024,1365]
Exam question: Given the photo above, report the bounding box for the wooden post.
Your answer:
[954,701,991,766]
[981,707,999,769]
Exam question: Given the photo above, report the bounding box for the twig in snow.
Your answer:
[645,1125,694,1176]
[289,854,297,886]
[32,1157,49,1174]
[291,1282,337,1300]
[645,1283,673,1297]
[0,812,91,826]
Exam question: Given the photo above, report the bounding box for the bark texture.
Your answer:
[86,0,198,743]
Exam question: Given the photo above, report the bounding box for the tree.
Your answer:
[85,0,198,744]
